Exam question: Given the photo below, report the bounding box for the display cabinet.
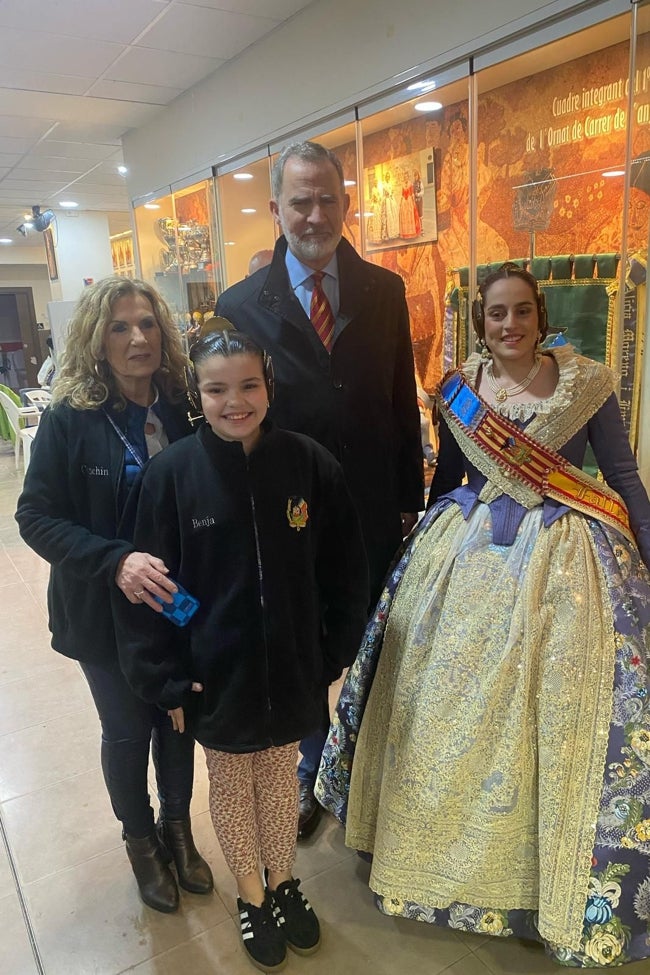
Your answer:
[134,179,221,342]
[110,231,135,278]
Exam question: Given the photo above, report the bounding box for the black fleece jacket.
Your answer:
[113,421,370,752]
[15,398,191,664]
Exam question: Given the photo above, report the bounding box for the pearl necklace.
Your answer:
[484,356,542,403]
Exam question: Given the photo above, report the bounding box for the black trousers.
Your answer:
[80,655,195,837]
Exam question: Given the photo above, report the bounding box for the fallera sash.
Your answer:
[437,369,634,543]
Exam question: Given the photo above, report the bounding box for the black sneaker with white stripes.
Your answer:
[271,877,321,955]
[236,892,287,972]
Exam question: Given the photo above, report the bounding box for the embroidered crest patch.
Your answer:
[287,496,308,531]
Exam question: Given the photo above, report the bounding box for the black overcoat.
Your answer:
[216,236,424,601]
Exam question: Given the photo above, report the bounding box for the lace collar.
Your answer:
[459,344,614,450]
[463,344,580,421]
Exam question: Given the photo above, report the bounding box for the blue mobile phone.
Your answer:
[154,581,200,627]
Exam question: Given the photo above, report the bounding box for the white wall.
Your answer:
[123,0,617,199]
[0,264,52,325]
[54,212,114,303]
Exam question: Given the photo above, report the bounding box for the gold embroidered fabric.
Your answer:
[346,504,616,950]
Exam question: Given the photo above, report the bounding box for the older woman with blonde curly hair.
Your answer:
[16,277,213,914]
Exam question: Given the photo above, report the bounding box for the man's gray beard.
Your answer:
[284,228,341,264]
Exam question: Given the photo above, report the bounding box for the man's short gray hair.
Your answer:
[271,141,345,199]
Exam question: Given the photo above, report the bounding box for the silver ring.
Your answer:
[134,589,145,597]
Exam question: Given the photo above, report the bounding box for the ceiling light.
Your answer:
[414,101,443,112]
[144,202,161,209]
[241,208,256,214]
[0,237,12,244]
[59,200,78,208]
[602,169,625,177]
[408,79,437,92]
[233,173,253,180]
[118,165,128,175]
[224,241,236,246]
[344,179,356,187]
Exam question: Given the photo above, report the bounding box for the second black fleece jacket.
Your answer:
[113,421,370,752]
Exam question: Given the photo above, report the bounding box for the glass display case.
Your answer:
[217,155,275,288]
[623,0,650,462]
[110,231,135,278]
[359,72,469,392]
[134,178,220,342]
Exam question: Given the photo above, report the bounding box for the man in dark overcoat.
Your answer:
[216,141,424,837]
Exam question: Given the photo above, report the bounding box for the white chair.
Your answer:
[0,389,40,470]
[21,426,39,470]
[24,388,52,411]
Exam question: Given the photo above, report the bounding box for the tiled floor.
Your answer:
[1,438,649,974]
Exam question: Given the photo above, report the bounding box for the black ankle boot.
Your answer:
[124,832,179,913]
[158,818,213,895]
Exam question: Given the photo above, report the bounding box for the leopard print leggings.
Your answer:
[204,741,299,876]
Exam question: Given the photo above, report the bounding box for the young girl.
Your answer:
[114,329,369,972]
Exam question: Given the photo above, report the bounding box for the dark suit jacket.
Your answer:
[216,236,423,600]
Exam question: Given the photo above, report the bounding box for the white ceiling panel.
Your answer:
[0,69,91,97]
[87,79,184,105]
[0,136,36,153]
[0,153,23,167]
[14,156,94,174]
[107,45,223,89]
[0,90,162,128]
[0,115,56,139]
[0,0,315,247]
[0,28,122,77]
[79,168,131,186]
[1,179,74,192]
[176,0,311,16]
[31,140,119,160]
[0,190,47,203]
[137,5,276,60]
[63,180,131,194]
[72,174,130,189]
[49,123,124,144]
[0,0,172,45]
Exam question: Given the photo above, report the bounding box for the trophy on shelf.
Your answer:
[153,217,211,274]
[177,221,211,271]
[154,217,179,271]
[512,168,557,259]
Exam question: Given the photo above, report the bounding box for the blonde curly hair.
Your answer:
[52,277,189,410]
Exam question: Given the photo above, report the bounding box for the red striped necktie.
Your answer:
[310,271,335,352]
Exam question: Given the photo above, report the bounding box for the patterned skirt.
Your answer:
[315,499,650,967]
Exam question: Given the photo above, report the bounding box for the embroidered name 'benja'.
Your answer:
[192,516,215,529]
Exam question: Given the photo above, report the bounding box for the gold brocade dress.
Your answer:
[316,346,650,968]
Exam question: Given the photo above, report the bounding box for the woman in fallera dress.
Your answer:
[317,262,650,967]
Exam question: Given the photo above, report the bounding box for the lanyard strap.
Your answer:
[102,408,146,469]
